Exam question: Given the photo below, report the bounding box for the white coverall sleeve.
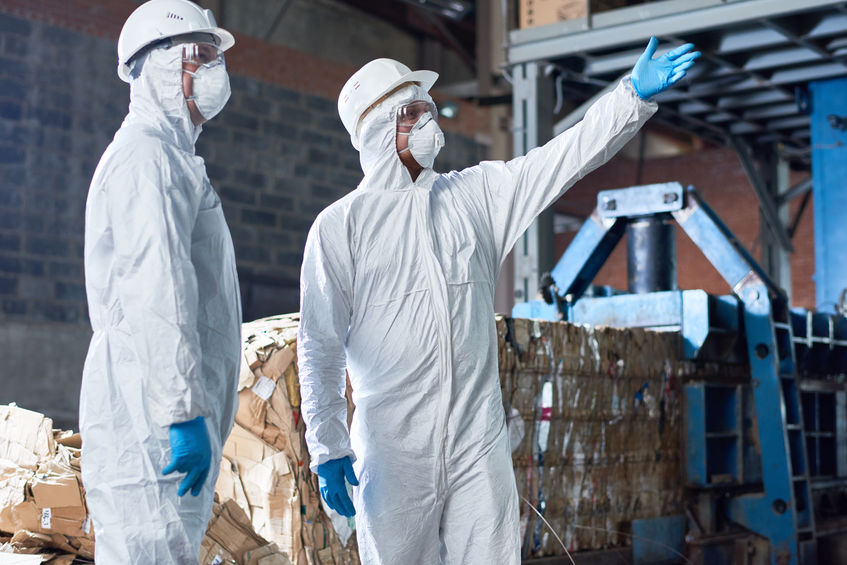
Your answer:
[477,77,657,265]
[298,212,356,472]
[108,159,207,427]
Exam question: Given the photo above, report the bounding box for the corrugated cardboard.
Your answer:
[198,535,237,565]
[224,424,278,465]
[204,500,271,564]
[518,0,632,28]
[217,314,351,563]
[244,543,291,565]
[30,476,82,509]
[520,0,586,28]
[0,406,55,471]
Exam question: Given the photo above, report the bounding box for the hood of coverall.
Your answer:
[125,45,202,151]
[357,84,439,191]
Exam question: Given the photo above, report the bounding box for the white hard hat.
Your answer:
[338,58,438,150]
[117,0,235,82]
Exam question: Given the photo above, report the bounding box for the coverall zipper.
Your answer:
[416,188,453,495]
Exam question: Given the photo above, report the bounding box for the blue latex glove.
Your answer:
[162,416,211,497]
[317,456,359,517]
[631,37,700,100]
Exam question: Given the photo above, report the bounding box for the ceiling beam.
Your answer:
[729,136,795,252]
[507,0,847,65]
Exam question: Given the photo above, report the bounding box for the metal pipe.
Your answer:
[626,215,677,293]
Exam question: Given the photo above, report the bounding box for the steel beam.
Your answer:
[718,89,794,110]
[778,177,813,205]
[552,75,623,135]
[512,62,554,305]
[743,102,802,121]
[729,137,795,253]
[507,0,847,65]
[718,26,790,54]
[743,47,824,72]
[810,76,847,312]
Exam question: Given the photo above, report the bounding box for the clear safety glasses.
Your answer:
[396,100,438,128]
[182,43,225,69]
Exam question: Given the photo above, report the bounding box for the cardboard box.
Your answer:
[518,0,633,29]
[30,476,83,509]
[520,0,587,28]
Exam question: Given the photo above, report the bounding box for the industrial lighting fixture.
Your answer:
[396,0,473,21]
[439,101,459,119]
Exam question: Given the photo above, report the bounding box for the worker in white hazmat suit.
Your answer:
[299,40,698,564]
[80,1,241,562]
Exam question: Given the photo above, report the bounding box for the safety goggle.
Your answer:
[396,100,438,128]
[181,42,225,69]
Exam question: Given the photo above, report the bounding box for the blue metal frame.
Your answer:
[514,184,817,564]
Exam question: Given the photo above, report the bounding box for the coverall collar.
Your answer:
[125,46,201,152]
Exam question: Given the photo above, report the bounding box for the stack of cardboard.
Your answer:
[497,316,689,557]
[0,404,93,563]
[216,313,359,565]
[3,311,695,563]
[0,404,290,565]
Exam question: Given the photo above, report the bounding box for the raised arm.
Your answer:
[475,38,698,266]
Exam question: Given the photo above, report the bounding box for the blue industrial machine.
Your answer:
[514,183,847,565]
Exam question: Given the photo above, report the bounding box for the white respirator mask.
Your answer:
[398,112,444,169]
[182,43,231,120]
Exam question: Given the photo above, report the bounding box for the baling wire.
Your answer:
[521,495,575,565]
[521,495,693,565]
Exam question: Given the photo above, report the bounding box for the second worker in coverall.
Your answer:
[298,39,699,564]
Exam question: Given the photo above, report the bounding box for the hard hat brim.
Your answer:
[381,69,438,99]
[117,26,236,83]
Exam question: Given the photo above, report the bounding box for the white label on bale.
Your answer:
[252,375,275,400]
[41,507,51,529]
[83,515,91,534]
[211,556,223,565]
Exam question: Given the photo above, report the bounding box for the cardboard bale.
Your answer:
[506,320,682,557]
[217,422,303,561]
[219,314,358,565]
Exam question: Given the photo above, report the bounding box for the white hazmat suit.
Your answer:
[80,46,241,564]
[298,79,656,564]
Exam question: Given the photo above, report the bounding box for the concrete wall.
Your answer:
[223,0,474,87]
[0,2,490,428]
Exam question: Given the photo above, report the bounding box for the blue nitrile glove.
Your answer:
[162,416,212,497]
[631,37,700,100]
[317,456,359,517]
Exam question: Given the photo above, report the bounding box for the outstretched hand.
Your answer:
[631,37,700,100]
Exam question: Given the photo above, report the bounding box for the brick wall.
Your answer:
[553,146,816,309]
[0,2,491,426]
[0,5,491,325]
